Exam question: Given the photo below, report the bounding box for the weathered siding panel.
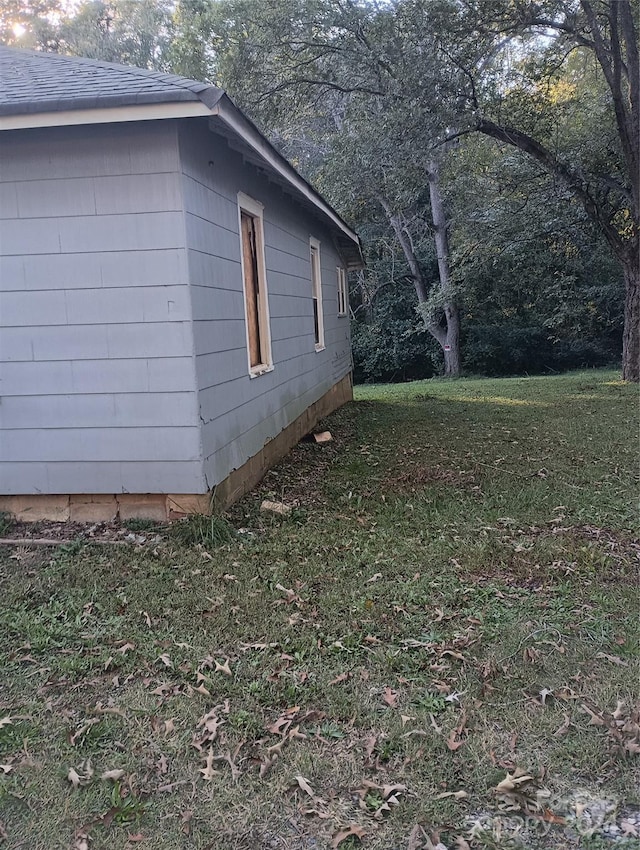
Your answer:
[178,120,351,489]
[0,122,204,495]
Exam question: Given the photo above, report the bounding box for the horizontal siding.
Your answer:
[0,122,204,496]
[1,427,201,462]
[1,357,196,395]
[0,461,206,496]
[0,249,187,292]
[178,120,351,489]
[0,285,191,326]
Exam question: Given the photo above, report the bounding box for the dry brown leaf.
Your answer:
[199,747,219,781]
[0,764,13,775]
[158,653,172,668]
[580,703,605,726]
[212,748,243,781]
[295,775,315,797]
[495,771,535,793]
[436,790,468,800]
[332,824,366,848]
[180,809,193,836]
[596,652,628,667]
[100,769,125,781]
[446,729,464,751]
[382,783,406,800]
[382,687,398,708]
[329,672,350,686]
[67,760,93,789]
[408,824,426,850]
[214,658,232,677]
[0,717,12,729]
[259,753,278,778]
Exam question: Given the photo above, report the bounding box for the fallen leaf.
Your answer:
[382,687,398,708]
[554,714,571,737]
[596,652,628,667]
[180,809,193,836]
[329,672,350,686]
[436,790,468,800]
[100,769,125,781]
[0,717,12,729]
[295,775,315,797]
[158,654,172,668]
[126,834,145,843]
[332,824,366,848]
[538,688,553,706]
[67,761,94,789]
[0,764,13,774]
[199,748,219,781]
[259,753,278,778]
[214,659,232,677]
[495,771,535,793]
[408,824,426,850]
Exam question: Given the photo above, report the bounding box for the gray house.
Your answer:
[0,47,363,522]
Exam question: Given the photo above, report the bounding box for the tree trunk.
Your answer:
[426,158,461,376]
[443,302,461,376]
[622,255,640,381]
[378,188,461,376]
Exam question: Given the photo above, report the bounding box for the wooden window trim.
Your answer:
[237,193,273,377]
[337,266,348,316]
[310,237,325,351]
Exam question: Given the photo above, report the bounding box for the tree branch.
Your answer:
[476,117,626,257]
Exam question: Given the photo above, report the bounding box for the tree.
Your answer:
[202,0,465,374]
[447,0,638,380]
[203,0,638,380]
[0,1,61,49]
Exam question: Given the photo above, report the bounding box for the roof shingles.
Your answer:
[0,46,222,116]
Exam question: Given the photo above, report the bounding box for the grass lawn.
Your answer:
[0,369,638,850]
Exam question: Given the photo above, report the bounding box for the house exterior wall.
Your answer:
[178,120,352,490]
[0,121,205,496]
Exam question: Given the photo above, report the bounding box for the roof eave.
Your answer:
[210,95,365,268]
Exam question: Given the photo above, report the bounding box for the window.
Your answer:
[238,193,272,375]
[337,267,348,316]
[310,237,324,350]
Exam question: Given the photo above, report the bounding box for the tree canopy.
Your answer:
[3,0,637,380]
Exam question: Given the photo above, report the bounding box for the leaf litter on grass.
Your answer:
[0,370,638,849]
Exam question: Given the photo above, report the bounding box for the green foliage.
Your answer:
[169,513,236,548]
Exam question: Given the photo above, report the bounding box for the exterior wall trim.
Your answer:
[0,101,212,131]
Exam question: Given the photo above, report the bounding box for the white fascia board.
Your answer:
[0,100,211,131]
[211,98,362,252]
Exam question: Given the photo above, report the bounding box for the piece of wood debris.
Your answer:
[313,431,333,444]
[260,500,292,516]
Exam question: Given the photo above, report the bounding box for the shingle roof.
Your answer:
[0,46,224,116]
[0,46,363,265]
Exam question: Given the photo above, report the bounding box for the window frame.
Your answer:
[309,236,325,351]
[337,266,348,317]
[237,192,273,377]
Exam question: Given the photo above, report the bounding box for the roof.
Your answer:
[0,46,224,115]
[0,46,363,267]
